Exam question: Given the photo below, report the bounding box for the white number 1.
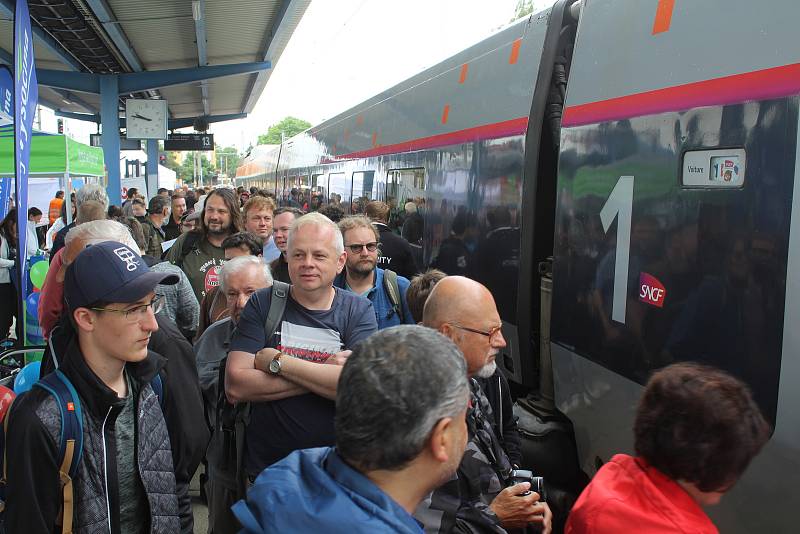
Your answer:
[600,176,634,324]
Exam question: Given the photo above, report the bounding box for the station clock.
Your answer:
[125,99,168,140]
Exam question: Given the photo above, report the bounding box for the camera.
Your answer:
[508,469,546,501]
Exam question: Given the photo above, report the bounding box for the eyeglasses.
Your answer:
[346,242,378,253]
[450,323,503,340]
[91,295,164,323]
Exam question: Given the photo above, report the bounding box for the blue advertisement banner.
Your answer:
[14,0,38,301]
[0,178,12,220]
[0,66,11,128]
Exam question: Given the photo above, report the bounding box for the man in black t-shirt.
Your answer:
[227,212,377,475]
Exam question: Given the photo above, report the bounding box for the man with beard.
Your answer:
[415,276,552,534]
[166,188,242,301]
[334,216,414,330]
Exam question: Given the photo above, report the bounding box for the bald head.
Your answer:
[423,276,506,377]
[422,276,492,328]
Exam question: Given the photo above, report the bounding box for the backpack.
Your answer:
[382,269,405,323]
[207,280,289,516]
[0,369,163,533]
[168,230,201,265]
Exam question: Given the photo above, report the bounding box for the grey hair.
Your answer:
[75,183,109,210]
[335,325,469,471]
[220,255,272,293]
[65,219,140,253]
[287,212,344,255]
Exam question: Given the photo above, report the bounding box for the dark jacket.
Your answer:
[270,254,290,284]
[6,337,180,533]
[163,217,182,241]
[477,370,522,467]
[39,315,208,533]
[50,221,75,257]
[374,222,418,279]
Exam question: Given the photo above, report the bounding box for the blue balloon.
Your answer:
[14,361,41,395]
[25,292,40,320]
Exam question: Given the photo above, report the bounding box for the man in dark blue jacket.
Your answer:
[334,215,414,329]
[233,325,469,533]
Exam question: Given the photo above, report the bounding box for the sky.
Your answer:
[47,0,553,153]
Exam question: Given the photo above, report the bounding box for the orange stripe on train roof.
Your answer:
[652,0,675,35]
[459,63,469,84]
[441,104,450,125]
[509,39,522,65]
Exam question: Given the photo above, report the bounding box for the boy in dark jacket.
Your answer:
[6,241,182,533]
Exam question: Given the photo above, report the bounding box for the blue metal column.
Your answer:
[146,139,158,198]
[100,75,121,204]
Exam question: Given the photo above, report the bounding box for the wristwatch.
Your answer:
[268,352,283,375]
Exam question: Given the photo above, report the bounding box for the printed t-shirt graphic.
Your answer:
[278,322,341,362]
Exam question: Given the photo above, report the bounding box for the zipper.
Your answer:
[101,406,113,533]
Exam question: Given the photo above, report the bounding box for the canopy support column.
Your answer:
[146,139,158,198]
[100,75,120,204]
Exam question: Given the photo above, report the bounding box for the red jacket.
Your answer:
[38,248,65,338]
[566,454,718,534]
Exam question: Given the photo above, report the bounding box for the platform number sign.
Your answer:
[600,176,634,324]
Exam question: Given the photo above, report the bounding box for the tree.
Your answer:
[177,153,214,184]
[215,144,242,177]
[511,0,535,21]
[257,116,311,145]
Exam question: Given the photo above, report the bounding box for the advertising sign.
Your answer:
[0,66,12,128]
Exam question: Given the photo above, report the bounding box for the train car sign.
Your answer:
[639,273,666,308]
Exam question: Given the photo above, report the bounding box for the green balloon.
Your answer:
[29,260,49,290]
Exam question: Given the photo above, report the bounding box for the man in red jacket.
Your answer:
[566,363,770,534]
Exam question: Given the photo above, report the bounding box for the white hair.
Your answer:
[287,212,344,255]
[65,219,140,253]
[220,255,272,292]
[75,183,109,210]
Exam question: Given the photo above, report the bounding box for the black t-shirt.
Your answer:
[229,286,378,473]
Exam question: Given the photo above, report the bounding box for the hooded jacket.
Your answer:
[233,447,424,534]
[5,336,180,533]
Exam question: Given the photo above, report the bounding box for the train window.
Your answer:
[311,173,327,207]
[682,148,746,188]
[387,168,425,205]
[328,172,349,212]
[351,171,376,213]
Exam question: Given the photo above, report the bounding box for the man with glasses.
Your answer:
[6,241,182,533]
[415,276,552,534]
[334,216,414,329]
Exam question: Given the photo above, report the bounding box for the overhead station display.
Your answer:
[164,133,214,151]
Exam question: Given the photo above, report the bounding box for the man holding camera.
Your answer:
[415,276,552,533]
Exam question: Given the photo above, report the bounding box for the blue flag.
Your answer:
[0,66,12,128]
[14,0,38,300]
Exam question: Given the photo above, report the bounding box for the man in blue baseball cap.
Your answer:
[6,241,182,533]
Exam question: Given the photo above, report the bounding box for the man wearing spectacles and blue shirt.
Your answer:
[334,216,415,330]
[5,241,182,533]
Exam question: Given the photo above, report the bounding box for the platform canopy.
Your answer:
[0,0,310,120]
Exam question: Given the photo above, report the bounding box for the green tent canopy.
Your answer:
[0,133,105,177]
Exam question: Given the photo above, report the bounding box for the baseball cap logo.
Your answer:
[114,246,139,272]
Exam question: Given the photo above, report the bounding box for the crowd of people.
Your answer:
[0,182,771,534]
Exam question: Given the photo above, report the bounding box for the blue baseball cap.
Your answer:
[64,241,179,311]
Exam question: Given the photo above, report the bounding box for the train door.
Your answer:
[550,0,800,531]
[350,171,376,214]
[328,172,349,213]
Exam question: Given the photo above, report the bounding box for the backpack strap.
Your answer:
[174,231,201,269]
[34,370,84,534]
[266,281,290,339]
[382,269,405,323]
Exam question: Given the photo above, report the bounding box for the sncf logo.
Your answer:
[113,246,139,272]
[639,272,666,308]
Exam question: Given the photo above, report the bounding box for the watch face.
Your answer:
[269,357,281,374]
[126,99,168,140]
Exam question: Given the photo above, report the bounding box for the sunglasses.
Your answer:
[346,242,378,253]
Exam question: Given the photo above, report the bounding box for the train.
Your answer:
[235,0,800,530]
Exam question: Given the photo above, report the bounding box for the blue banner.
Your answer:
[14,0,38,303]
[0,66,12,128]
[0,178,12,221]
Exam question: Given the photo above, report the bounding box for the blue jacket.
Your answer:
[233,447,424,534]
[334,267,415,329]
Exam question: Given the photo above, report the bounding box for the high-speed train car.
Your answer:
[236,0,800,529]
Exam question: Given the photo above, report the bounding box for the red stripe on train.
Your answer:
[337,116,528,160]
[562,62,800,128]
